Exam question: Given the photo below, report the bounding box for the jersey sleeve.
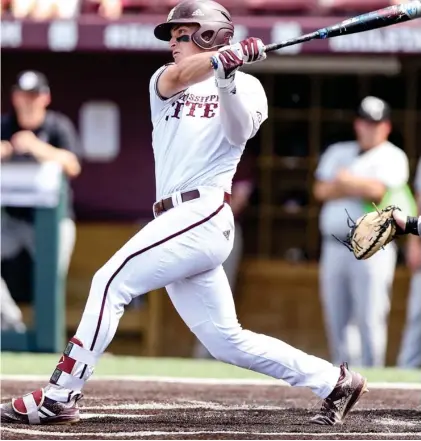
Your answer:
[236,75,268,139]
[149,64,185,123]
[314,144,341,181]
[371,147,409,189]
[52,113,82,157]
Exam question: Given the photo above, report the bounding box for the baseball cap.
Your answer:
[13,70,50,94]
[357,96,391,123]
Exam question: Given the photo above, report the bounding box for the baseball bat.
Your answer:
[264,0,421,53]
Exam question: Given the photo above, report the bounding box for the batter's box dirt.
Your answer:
[1,380,421,440]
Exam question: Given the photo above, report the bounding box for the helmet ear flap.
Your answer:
[192,24,234,50]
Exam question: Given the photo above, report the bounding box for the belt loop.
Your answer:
[173,191,182,207]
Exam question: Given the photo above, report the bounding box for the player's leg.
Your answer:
[221,220,243,290]
[167,266,339,397]
[167,265,367,425]
[319,240,352,365]
[397,271,421,368]
[350,244,397,367]
[192,220,243,359]
[1,193,232,424]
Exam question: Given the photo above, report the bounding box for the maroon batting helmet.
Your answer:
[154,0,234,50]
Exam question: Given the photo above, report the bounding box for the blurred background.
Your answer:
[1,0,420,369]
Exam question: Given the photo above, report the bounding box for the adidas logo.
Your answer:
[191,8,204,16]
[223,230,231,240]
[167,7,175,20]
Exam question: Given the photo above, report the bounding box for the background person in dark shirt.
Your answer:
[1,70,81,306]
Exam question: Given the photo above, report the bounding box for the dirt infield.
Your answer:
[1,379,421,440]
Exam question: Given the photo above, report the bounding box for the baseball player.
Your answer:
[313,96,414,367]
[1,0,367,427]
[396,158,421,368]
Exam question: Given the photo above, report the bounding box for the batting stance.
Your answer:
[2,0,367,427]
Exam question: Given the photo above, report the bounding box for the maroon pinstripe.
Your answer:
[76,202,227,380]
[89,202,227,352]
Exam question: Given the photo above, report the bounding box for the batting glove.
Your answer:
[210,49,243,90]
[226,37,267,64]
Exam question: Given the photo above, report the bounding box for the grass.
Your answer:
[1,352,420,383]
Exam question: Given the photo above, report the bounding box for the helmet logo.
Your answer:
[191,8,205,16]
[167,7,175,21]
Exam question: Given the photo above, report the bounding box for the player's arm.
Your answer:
[336,150,409,202]
[157,52,218,99]
[313,144,354,202]
[10,116,81,178]
[212,38,267,146]
[51,114,82,178]
[313,180,351,201]
[332,170,386,203]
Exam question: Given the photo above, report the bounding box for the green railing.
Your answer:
[1,162,67,353]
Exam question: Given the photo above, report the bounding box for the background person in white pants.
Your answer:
[397,157,421,368]
[313,96,413,367]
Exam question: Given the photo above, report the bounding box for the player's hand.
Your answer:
[224,38,267,64]
[392,209,408,232]
[211,49,243,90]
[10,130,38,155]
[0,141,13,161]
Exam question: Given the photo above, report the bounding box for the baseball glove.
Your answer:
[335,205,403,260]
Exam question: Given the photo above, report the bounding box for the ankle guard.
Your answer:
[50,337,99,390]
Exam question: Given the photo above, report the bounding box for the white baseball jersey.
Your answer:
[149,66,268,200]
[316,140,409,237]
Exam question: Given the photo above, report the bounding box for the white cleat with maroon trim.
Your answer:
[1,388,82,425]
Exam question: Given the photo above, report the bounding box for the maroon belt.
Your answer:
[153,189,231,217]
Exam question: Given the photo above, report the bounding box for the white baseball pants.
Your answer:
[320,238,397,367]
[47,187,339,401]
[397,271,421,368]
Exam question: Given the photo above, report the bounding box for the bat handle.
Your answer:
[264,31,321,53]
[264,42,281,53]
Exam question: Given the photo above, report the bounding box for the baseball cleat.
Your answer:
[1,388,82,425]
[310,362,368,426]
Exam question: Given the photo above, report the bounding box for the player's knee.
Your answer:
[91,265,109,293]
[193,322,249,364]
